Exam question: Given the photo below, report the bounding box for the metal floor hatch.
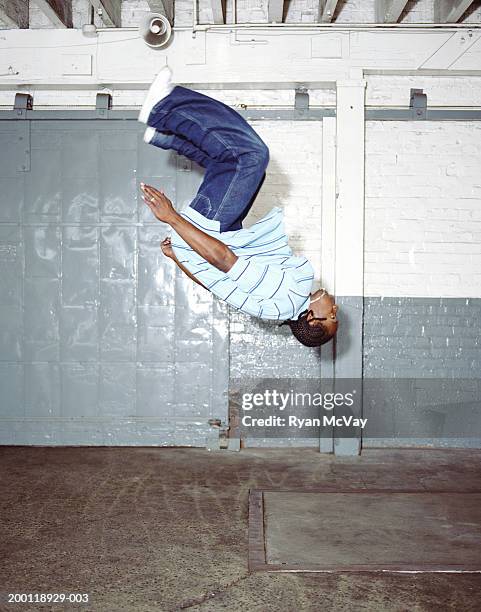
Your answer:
[249,489,481,572]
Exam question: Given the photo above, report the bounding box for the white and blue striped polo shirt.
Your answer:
[170,206,314,321]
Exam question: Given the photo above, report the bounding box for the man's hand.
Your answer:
[160,237,174,259]
[142,182,238,273]
[141,183,176,223]
[161,236,207,290]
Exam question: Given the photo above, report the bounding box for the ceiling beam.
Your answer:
[268,0,284,23]
[319,0,339,23]
[147,1,174,23]
[33,0,72,27]
[210,0,226,24]
[434,0,476,23]
[89,0,121,27]
[0,0,29,28]
[375,0,410,23]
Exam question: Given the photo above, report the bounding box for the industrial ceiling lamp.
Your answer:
[139,13,172,48]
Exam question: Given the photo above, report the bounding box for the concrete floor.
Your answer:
[1,447,481,612]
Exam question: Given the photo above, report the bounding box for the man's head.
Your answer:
[280,288,338,347]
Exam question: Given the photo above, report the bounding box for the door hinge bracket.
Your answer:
[14,92,33,119]
[206,418,239,451]
[96,93,112,118]
[410,88,427,120]
[295,87,310,113]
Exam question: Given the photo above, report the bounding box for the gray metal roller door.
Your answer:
[0,118,229,446]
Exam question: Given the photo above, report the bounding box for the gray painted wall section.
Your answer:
[333,296,364,455]
[364,297,481,378]
[363,297,481,447]
[229,312,324,448]
[229,297,481,450]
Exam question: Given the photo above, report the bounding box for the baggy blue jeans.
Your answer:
[145,86,269,232]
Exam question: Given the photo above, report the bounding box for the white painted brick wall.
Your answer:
[3,72,477,112]
[173,0,481,25]
[2,0,480,29]
[365,121,481,298]
[334,0,375,22]
[399,0,481,23]
[121,0,151,27]
[243,121,323,282]
[398,0,432,23]
[174,0,329,25]
[284,0,319,24]
[0,87,335,109]
[366,75,481,106]
[72,0,104,28]
[27,0,107,28]
[131,0,481,26]
[29,3,53,28]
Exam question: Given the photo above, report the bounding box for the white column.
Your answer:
[320,116,337,454]
[334,76,366,456]
[335,78,366,300]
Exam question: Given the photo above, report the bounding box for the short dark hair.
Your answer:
[279,309,336,347]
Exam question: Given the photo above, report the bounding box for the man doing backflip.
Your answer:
[138,66,338,347]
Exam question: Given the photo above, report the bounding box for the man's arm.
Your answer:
[173,252,208,289]
[141,183,238,273]
[160,238,208,290]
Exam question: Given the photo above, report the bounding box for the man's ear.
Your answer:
[332,304,338,315]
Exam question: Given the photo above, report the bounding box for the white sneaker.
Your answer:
[138,65,174,124]
[143,126,156,144]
